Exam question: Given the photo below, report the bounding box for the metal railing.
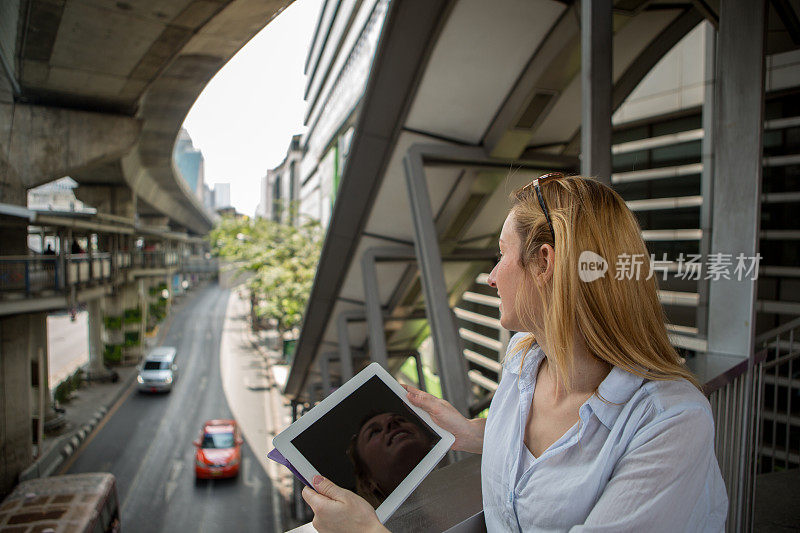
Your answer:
[756,317,800,473]
[131,251,180,268]
[706,316,800,532]
[66,253,111,285]
[0,253,217,299]
[182,257,219,273]
[706,353,765,533]
[0,256,60,293]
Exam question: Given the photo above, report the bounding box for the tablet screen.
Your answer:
[291,375,441,508]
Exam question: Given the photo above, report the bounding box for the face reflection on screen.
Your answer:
[348,412,435,507]
[291,375,440,509]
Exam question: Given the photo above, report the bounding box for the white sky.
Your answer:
[182,0,323,217]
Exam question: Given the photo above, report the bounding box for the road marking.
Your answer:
[164,459,183,502]
[242,456,262,496]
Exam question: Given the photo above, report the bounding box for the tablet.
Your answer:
[272,362,455,522]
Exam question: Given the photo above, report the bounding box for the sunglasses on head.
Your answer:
[520,172,566,244]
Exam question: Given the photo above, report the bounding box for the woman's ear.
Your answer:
[535,244,555,286]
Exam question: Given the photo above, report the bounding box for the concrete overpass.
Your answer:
[0,0,292,495]
[1,0,293,232]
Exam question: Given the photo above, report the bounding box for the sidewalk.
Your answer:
[220,290,300,530]
[19,290,185,482]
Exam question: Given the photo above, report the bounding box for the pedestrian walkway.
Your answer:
[219,290,300,530]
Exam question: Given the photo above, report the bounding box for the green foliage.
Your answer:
[103,315,123,330]
[104,344,123,363]
[149,301,166,322]
[70,368,84,390]
[209,214,323,333]
[124,331,140,347]
[149,282,168,296]
[54,368,84,404]
[54,380,72,404]
[124,307,142,323]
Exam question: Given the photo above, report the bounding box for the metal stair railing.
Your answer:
[755,316,800,474]
[706,317,800,532]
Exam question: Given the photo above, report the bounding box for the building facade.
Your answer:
[172,128,206,203]
[258,135,303,224]
[296,0,389,227]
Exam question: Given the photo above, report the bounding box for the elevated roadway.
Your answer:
[1,0,292,233]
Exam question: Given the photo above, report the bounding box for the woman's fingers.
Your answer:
[313,476,346,501]
[303,477,385,533]
[302,485,325,510]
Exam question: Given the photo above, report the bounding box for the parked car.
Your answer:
[194,419,243,479]
[137,346,178,393]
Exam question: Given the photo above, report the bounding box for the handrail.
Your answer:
[701,348,768,396]
[0,256,60,261]
[755,315,800,345]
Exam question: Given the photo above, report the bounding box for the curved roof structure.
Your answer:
[285,0,718,400]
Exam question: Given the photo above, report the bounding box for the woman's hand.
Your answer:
[403,385,486,454]
[301,476,388,533]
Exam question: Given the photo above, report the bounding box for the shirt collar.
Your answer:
[586,366,645,429]
[503,337,544,389]
[503,335,646,428]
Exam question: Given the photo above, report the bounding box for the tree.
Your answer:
[210,215,323,334]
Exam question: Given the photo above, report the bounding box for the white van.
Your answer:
[137,346,178,393]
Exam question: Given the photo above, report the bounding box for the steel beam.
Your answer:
[318,351,337,398]
[707,0,766,358]
[707,3,766,527]
[696,22,716,337]
[361,247,415,370]
[404,144,472,416]
[580,0,612,182]
[412,351,427,392]
[336,310,360,379]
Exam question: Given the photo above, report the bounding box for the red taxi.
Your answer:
[193,419,243,479]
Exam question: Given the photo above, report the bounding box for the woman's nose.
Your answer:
[487,265,498,288]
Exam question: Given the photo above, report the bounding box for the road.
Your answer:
[64,284,279,532]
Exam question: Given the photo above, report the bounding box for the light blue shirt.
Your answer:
[481,333,728,532]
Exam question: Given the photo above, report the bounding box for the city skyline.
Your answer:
[182,0,322,217]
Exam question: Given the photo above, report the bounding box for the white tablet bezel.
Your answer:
[273,362,455,523]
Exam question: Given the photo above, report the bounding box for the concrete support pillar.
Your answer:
[0,313,50,495]
[74,185,136,221]
[0,315,32,495]
[0,104,139,190]
[580,0,613,182]
[85,298,114,380]
[139,215,169,229]
[138,279,148,360]
[706,0,766,358]
[404,147,471,416]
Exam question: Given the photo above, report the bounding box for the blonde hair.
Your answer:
[508,174,699,391]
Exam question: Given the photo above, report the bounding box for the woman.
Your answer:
[302,174,728,532]
[346,411,436,508]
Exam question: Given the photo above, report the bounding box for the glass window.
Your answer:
[201,432,235,449]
